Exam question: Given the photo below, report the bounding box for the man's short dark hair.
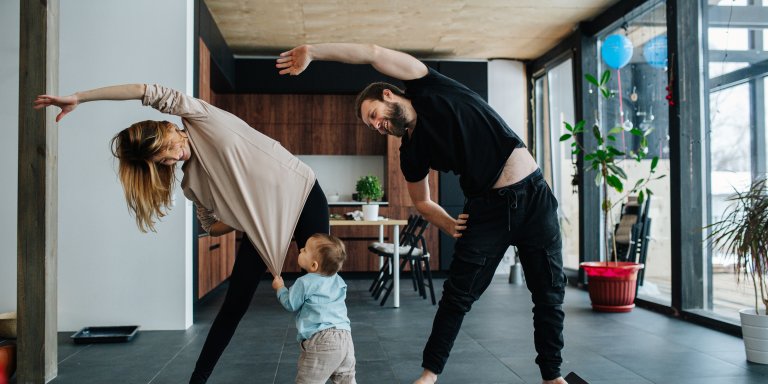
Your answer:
[354,82,406,121]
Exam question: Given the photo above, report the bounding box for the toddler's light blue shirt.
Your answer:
[276,273,351,341]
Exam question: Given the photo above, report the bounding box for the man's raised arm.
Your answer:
[276,43,428,81]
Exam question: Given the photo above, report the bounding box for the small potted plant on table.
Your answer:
[356,175,384,221]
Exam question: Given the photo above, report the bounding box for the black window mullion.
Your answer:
[754,78,767,177]
[576,32,602,282]
[669,0,708,312]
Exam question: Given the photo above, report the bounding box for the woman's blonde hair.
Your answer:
[110,120,179,232]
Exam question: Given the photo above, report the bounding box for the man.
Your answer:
[277,43,567,384]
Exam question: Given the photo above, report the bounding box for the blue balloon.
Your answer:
[643,35,667,69]
[601,34,634,69]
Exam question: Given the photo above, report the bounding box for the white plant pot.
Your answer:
[362,204,379,221]
[740,308,768,364]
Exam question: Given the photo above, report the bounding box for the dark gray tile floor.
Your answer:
[48,275,768,384]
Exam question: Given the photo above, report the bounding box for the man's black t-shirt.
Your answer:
[399,67,525,197]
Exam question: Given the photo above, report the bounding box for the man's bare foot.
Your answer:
[412,369,437,384]
[543,377,567,384]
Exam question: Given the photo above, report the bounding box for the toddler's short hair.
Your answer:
[310,233,347,275]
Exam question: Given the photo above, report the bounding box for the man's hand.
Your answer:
[453,213,468,238]
[276,45,311,76]
[33,94,79,122]
[272,275,285,291]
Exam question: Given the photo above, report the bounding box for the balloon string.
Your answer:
[618,69,626,153]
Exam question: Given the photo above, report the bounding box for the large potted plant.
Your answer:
[560,70,664,312]
[706,176,768,364]
[356,175,384,221]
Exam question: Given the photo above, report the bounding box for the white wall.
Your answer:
[298,155,385,201]
[0,0,20,314]
[488,59,527,143]
[57,0,194,330]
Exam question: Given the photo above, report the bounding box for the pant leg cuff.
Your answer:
[422,362,443,375]
[540,367,562,381]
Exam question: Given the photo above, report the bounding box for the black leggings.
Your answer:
[189,181,329,383]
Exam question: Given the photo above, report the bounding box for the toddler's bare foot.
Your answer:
[543,377,567,384]
[412,369,437,384]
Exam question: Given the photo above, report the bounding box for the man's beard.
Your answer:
[385,101,409,137]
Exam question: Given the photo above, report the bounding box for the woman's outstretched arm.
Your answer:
[34,84,146,122]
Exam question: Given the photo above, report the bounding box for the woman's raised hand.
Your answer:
[276,45,311,76]
[33,94,78,122]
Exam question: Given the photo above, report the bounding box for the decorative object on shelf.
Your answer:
[706,176,768,364]
[345,210,364,221]
[356,175,384,221]
[327,192,340,203]
[560,69,665,312]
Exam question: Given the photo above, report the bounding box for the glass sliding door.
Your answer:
[595,1,671,304]
[533,59,580,270]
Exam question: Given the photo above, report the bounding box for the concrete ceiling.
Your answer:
[206,0,620,60]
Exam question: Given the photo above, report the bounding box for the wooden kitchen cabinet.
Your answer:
[197,231,236,299]
[216,94,386,156]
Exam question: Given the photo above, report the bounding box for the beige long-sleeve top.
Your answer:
[143,84,316,276]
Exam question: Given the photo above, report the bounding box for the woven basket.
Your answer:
[0,312,16,339]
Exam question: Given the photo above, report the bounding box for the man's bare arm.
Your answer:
[406,177,467,238]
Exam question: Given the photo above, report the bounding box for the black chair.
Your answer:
[614,195,652,287]
[367,214,417,294]
[370,216,436,306]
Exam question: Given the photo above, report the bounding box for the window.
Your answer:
[704,0,768,322]
[596,1,671,304]
[533,59,580,270]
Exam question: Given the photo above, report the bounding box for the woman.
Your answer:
[35,84,329,383]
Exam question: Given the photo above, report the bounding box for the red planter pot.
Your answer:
[580,261,645,313]
[0,340,15,383]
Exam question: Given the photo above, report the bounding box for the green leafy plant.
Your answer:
[706,177,768,315]
[560,70,665,263]
[355,175,383,204]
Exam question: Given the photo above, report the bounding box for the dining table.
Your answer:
[329,218,408,308]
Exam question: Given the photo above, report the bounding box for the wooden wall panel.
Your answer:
[311,94,358,125]
[310,123,353,155]
[199,38,211,103]
[356,127,386,155]
[217,94,386,156]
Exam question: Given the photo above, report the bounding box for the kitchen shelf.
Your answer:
[328,201,388,206]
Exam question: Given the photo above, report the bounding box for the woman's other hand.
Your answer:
[272,275,285,291]
[33,94,78,122]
